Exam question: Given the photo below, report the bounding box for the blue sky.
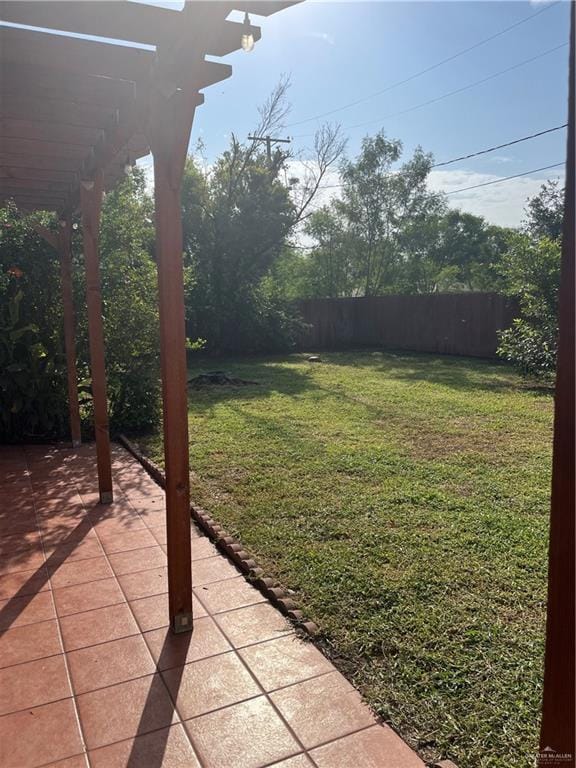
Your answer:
[183,0,570,227]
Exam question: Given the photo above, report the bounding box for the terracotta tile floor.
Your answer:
[0,443,424,768]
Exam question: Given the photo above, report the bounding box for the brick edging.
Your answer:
[117,434,319,638]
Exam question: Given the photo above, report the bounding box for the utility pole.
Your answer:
[247,134,291,162]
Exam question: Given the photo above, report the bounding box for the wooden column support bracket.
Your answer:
[80,171,113,504]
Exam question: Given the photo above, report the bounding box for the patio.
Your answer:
[0,442,425,768]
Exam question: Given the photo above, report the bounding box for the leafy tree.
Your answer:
[95,168,159,433]
[497,235,561,376]
[335,132,444,296]
[497,181,565,377]
[424,210,511,292]
[0,206,68,441]
[181,80,345,352]
[523,179,564,241]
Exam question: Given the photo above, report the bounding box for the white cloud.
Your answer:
[138,154,565,231]
[428,168,565,227]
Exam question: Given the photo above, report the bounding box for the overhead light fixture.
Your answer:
[241,12,255,53]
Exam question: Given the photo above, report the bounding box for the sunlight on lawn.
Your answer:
[142,351,553,768]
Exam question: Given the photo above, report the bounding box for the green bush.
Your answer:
[0,282,68,441]
[497,235,561,378]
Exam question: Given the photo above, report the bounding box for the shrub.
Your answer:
[0,282,68,441]
[497,235,561,378]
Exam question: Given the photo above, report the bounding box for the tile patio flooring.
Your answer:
[0,443,424,768]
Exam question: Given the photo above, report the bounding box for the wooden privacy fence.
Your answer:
[296,293,518,358]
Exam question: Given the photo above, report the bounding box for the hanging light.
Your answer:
[241,12,255,53]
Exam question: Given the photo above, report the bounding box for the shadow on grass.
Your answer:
[311,348,554,397]
[186,355,322,414]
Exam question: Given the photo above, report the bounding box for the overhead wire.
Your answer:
[285,0,562,128]
[315,124,567,190]
[293,42,568,139]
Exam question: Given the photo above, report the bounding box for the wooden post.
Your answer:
[80,170,113,504]
[146,85,200,633]
[58,219,82,448]
[538,6,575,766]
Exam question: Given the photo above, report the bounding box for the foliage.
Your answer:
[141,351,553,768]
[497,234,561,377]
[0,207,68,441]
[288,132,511,298]
[337,132,444,295]
[180,80,345,353]
[522,179,564,241]
[496,181,564,377]
[95,168,159,433]
[0,279,67,440]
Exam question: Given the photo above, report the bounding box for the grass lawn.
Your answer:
[141,351,553,768]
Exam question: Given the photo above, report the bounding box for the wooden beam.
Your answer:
[233,1,303,16]
[146,85,197,634]
[0,93,119,130]
[1,118,104,147]
[538,4,575,764]
[80,171,113,504]
[58,219,82,448]
[0,167,77,183]
[1,64,136,108]
[0,2,262,55]
[1,138,90,161]
[0,26,154,84]
[0,152,83,173]
[0,1,179,47]
[0,178,72,193]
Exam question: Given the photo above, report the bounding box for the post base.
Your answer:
[99,490,114,504]
[171,612,193,634]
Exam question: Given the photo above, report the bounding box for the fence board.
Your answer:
[296,293,518,358]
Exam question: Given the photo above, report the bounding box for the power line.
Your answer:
[317,124,567,190]
[445,162,564,195]
[432,124,568,167]
[294,42,568,139]
[286,0,561,129]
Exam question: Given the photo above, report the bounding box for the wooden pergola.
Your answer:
[0,0,300,634]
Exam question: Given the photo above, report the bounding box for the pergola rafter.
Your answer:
[0,0,302,634]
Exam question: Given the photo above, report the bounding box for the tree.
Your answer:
[497,235,561,376]
[0,205,68,440]
[523,179,565,241]
[181,79,346,353]
[335,132,445,296]
[95,167,159,432]
[423,210,511,293]
[497,180,564,377]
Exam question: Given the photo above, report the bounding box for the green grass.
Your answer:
[141,351,553,768]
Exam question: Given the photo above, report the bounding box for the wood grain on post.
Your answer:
[538,5,575,765]
[147,86,200,633]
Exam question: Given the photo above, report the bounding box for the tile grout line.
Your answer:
[83,469,207,768]
[114,451,307,766]
[25,445,92,767]
[191,584,313,762]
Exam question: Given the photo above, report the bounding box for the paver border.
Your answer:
[117,435,319,638]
